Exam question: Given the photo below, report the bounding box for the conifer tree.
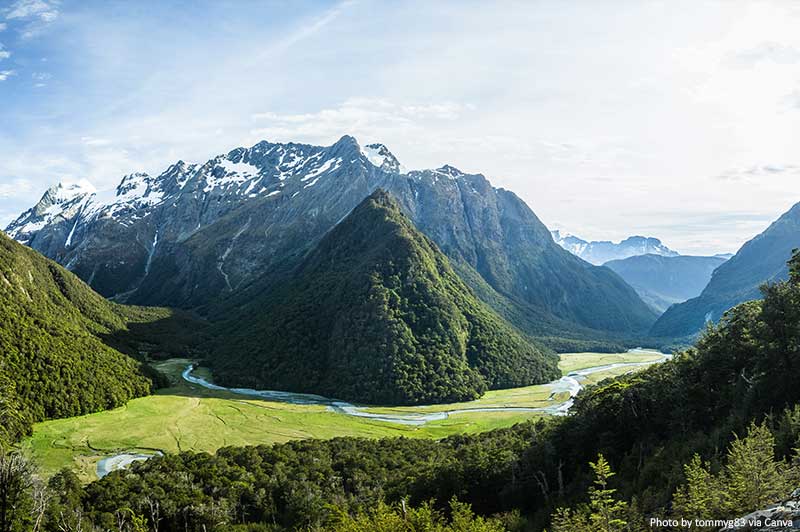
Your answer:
[588,454,628,532]
[724,422,789,512]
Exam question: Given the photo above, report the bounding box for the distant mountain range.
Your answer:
[212,190,560,404]
[652,202,800,338]
[605,254,728,314]
[551,230,679,265]
[6,136,656,349]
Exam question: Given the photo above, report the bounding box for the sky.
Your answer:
[1,0,799,255]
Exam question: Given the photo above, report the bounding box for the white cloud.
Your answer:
[250,98,470,146]
[5,0,60,38]
[0,23,7,31]
[80,136,111,147]
[261,0,354,57]
[717,164,800,182]
[4,0,800,255]
[727,42,800,67]
[0,43,9,60]
[0,178,35,199]
[5,0,60,22]
[0,70,15,80]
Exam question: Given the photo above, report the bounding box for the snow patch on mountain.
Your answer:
[5,135,463,251]
[218,159,260,178]
[551,230,679,265]
[360,143,406,173]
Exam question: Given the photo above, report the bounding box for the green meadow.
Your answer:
[24,351,663,481]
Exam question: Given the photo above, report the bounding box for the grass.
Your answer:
[23,351,663,482]
[557,348,664,374]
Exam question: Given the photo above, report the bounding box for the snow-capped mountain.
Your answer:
[7,138,387,244]
[5,135,656,337]
[550,230,679,265]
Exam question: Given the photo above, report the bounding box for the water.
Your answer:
[96,452,163,478]
[181,350,671,426]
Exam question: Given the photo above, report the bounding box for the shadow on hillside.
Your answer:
[98,309,212,363]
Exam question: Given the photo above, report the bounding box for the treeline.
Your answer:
[0,423,539,531]
[5,250,800,530]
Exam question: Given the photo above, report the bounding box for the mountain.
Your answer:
[75,251,800,532]
[210,190,561,405]
[551,230,679,265]
[652,202,800,338]
[0,231,162,437]
[605,254,728,313]
[6,136,656,343]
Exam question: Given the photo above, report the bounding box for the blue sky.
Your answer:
[1,0,800,254]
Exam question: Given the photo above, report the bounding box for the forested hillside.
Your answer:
[8,137,657,352]
[0,231,194,438]
[211,190,560,404]
[652,201,800,337]
[22,251,800,532]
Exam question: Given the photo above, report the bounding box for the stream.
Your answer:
[180,350,672,426]
[96,350,670,478]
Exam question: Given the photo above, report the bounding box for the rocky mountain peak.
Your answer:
[116,172,154,197]
[551,230,679,265]
[360,143,405,173]
[44,179,96,204]
[433,164,465,179]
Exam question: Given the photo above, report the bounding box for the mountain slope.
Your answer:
[605,254,727,313]
[7,136,656,341]
[651,202,800,337]
[551,230,679,265]
[0,231,161,432]
[210,190,561,405]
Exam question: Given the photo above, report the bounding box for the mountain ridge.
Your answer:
[551,230,679,265]
[605,253,728,313]
[6,135,657,345]
[651,201,800,337]
[211,189,561,404]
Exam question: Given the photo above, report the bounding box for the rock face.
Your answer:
[652,203,800,338]
[720,488,800,531]
[211,190,560,405]
[605,254,728,314]
[551,230,679,265]
[5,135,656,336]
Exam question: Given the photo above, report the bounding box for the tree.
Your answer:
[549,507,589,532]
[672,422,794,521]
[549,454,628,532]
[587,454,628,532]
[724,422,790,512]
[0,370,28,447]
[0,448,35,532]
[672,454,725,520]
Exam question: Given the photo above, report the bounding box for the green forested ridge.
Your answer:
[211,190,560,405]
[0,231,200,438]
[21,251,800,531]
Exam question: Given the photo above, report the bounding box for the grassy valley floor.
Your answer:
[23,350,663,482]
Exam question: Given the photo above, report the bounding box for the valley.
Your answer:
[23,350,665,482]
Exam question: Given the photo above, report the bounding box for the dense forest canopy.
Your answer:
[2,253,795,531]
[0,231,203,439]
[211,190,560,405]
